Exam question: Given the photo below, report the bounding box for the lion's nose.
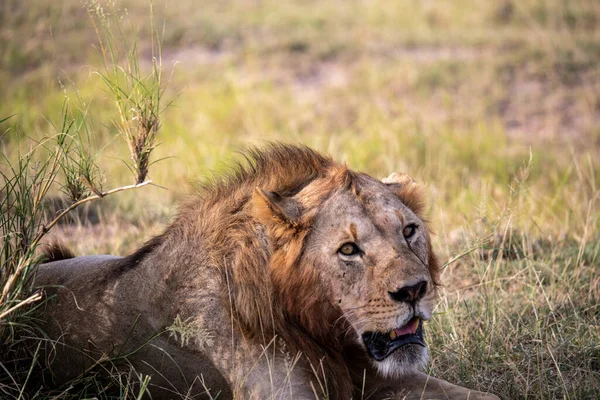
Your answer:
[388,280,427,304]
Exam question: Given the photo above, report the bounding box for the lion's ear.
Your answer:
[382,172,415,186]
[382,172,425,215]
[252,188,301,229]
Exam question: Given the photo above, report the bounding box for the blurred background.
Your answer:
[0,0,599,398]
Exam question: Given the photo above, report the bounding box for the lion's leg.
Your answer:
[372,371,500,400]
[205,337,318,400]
[176,300,317,399]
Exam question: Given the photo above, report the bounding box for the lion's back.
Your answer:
[37,255,122,284]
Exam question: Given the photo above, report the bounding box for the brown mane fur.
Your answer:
[42,242,75,263]
[152,143,439,399]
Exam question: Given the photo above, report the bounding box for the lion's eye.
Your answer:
[338,242,360,256]
[403,224,418,239]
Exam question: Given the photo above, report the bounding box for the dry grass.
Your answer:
[0,0,598,398]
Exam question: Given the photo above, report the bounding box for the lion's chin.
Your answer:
[362,318,429,378]
[373,345,429,379]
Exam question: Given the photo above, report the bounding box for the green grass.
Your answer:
[1,0,599,398]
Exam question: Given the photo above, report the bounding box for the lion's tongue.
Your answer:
[393,318,419,337]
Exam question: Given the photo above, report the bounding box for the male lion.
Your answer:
[35,144,499,399]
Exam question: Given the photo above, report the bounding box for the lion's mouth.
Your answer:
[362,317,425,361]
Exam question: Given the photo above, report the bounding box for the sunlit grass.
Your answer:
[0,0,598,398]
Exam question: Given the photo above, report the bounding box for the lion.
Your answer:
[35,144,499,399]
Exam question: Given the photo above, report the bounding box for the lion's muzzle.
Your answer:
[362,317,425,361]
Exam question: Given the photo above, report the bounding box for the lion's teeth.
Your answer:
[389,330,397,340]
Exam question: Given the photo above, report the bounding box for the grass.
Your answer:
[0,0,599,398]
[0,2,166,397]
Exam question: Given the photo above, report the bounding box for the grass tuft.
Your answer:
[88,0,169,184]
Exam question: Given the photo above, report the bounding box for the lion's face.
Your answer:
[253,168,438,378]
[300,173,436,377]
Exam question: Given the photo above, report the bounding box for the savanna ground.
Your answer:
[1,0,599,398]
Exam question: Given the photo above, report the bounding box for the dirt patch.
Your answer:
[499,73,600,146]
[292,62,349,102]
